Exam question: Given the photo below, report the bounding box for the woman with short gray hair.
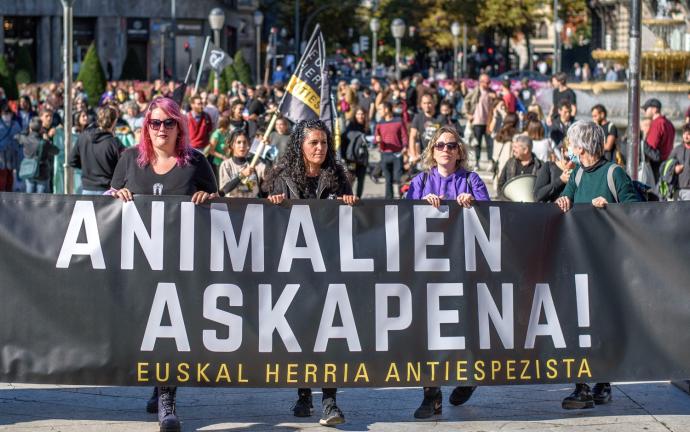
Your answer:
[555,119,638,410]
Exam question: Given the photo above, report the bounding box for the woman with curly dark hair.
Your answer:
[265,119,356,427]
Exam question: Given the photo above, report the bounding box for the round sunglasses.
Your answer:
[148,118,177,131]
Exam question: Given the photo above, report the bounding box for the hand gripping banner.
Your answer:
[0,193,689,387]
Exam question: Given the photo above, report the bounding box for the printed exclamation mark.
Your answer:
[575,274,591,348]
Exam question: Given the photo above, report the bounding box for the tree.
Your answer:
[120,47,145,81]
[223,63,238,87]
[233,50,253,86]
[14,45,35,85]
[0,55,18,100]
[206,69,229,94]
[76,43,106,107]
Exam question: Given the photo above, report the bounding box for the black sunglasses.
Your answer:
[434,141,459,151]
[148,118,177,131]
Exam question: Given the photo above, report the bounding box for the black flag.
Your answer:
[280,25,331,127]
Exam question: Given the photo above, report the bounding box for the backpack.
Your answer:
[18,139,43,180]
[657,157,678,201]
[574,164,647,203]
[345,132,369,165]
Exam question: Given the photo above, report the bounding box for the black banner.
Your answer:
[1,193,689,387]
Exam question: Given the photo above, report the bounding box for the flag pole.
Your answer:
[248,24,323,167]
[194,36,211,94]
[184,64,193,84]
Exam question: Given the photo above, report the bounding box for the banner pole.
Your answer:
[184,64,193,84]
[194,36,211,94]
[247,25,323,168]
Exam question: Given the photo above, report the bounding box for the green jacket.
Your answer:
[561,161,639,203]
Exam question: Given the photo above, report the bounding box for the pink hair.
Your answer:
[137,97,192,167]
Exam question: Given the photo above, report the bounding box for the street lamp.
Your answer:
[554,19,564,73]
[60,0,75,194]
[391,18,405,80]
[208,8,225,94]
[369,17,380,77]
[253,10,264,86]
[451,21,461,80]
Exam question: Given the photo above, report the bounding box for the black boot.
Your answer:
[146,387,158,413]
[293,388,313,417]
[158,386,181,432]
[320,397,345,426]
[414,387,442,419]
[562,383,594,410]
[449,385,477,406]
[592,382,612,405]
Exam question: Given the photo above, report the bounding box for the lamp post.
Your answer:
[60,0,75,194]
[554,19,564,73]
[369,18,380,77]
[462,23,467,77]
[209,8,225,94]
[391,18,405,80]
[553,0,561,74]
[451,21,461,80]
[627,0,642,179]
[253,10,264,86]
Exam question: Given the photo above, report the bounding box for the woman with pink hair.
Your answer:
[110,96,217,432]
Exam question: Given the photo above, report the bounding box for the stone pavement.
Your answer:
[0,382,689,431]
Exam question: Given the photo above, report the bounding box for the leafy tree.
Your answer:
[76,43,106,107]
[223,63,238,87]
[0,55,18,100]
[233,50,253,86]
[120,47,145,81]
[207,69,230,94]
[14,45,35,84]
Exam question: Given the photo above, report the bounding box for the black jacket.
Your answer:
[534,160,566,202]
[270,168,352,199]
[69,128,124,190]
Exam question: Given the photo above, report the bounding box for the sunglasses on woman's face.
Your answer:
[148,118,176,131]
[434,141,459,151]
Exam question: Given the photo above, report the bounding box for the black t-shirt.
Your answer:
[411,113,443,151]
[304,176,319,199]
[551,88,577,117]
[111,147,218,196]
[601,122,619,162]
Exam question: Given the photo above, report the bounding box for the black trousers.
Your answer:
[351,163,367,198]
[472,124,492,163]
[298,387,337,400]
[381,152,403,199]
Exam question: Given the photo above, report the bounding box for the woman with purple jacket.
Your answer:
[406,125,490,418]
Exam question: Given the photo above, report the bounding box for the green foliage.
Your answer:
[76,43,106,107]
[207,69,229,94]
[233,50,253,86]
[0,55,18,100]
[223,63,238,86]
[120,47,146,81]
[14,45,35,84]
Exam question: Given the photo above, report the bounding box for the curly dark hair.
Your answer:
[264,119,348,196]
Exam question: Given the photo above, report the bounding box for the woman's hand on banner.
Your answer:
[113,188,133,202]
[424,193,444,209]
[592,196,608,208]
[338,195,359,206]
[555,196,571,213]
[267,193,286,205]
[456,193,475,208]
[191,191,217,205]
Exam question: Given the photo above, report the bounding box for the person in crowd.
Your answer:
[69,105,124,195]
[642,98,675,184]
[462,74,494,169]
[492,112,520,180]
[376,101,408,199]
[208,115,230,178]
[123,101,144,132]
[550,101,574,148]
[17,95,36,133]
[409,93,443,163]
[342,106,370,198]
[205,93,220,130]
[187,94,213,153]
[668,123,690,201]
[218,129,265,197]
[404,125,489,419]
[111,96,217,432]
[438,100,457,130]
[526,112,553,162]
[548,72,577,123]
[497,134,543,194]
[534,138,575,202]
[270,116,291,157]
[228,99,249,135]
[591,104,623,166]
[556,120,639,410]
[518,78,535,109]
[0,102,21,191]
[501,80,517,114]
[15,117,58,193]
[264,119,356,427]
[39,107,57,142]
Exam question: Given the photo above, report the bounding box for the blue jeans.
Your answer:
[82,189,107,195]
[25,179,48,193]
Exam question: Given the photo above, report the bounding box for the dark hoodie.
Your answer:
[69,128,124,191]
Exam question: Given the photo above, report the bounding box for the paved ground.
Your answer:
[4,156,688,431]
[0,382,689,431]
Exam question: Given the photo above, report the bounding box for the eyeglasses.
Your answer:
[148,118,176,131]
[434,141,459,151]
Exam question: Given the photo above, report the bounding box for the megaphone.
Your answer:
[501,174,537,202]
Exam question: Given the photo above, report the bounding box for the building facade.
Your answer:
[0,0,260,82]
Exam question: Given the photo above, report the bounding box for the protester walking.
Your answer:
[375,102,408,199]
[218,129,266,197]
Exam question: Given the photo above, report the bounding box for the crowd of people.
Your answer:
[0,66,688,432]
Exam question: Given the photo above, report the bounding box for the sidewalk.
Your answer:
[0,382,688,431]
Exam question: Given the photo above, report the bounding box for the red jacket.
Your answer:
[187,111,212,150]
[646,115,675,161]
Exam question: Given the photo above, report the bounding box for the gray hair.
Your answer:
[567,120,604,158]
[513,134,533,151]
